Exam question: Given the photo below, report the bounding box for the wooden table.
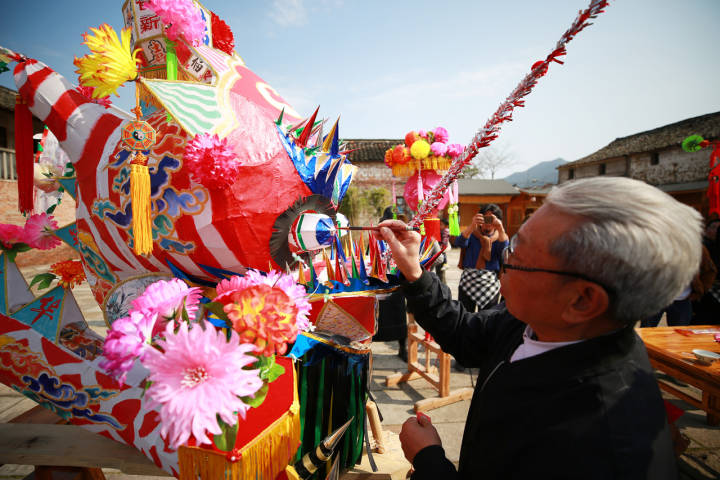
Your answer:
[637,326,720,425]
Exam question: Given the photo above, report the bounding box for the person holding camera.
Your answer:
[452,204,509,313]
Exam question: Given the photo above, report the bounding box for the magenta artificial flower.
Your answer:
[430,141,448,157]
[432,127,449,143]
[24,213,60,250]
[100,311,157,385]
[446,143,465,158]
[147,0,206,46]
[143,321,263,448]
[0,224,26,248]
[184,133,240,189]
[132,278,202,335]
[216,270,312,355]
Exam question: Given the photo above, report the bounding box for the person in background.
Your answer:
[379,177,700,479]
[433,218,451,283]
[452,204,509,313]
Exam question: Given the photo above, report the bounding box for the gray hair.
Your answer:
[545,177,703,325]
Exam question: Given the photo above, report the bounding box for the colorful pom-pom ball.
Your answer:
[384,148,394,167]
[432,127,449,143]
[405,131,418,148]
[430,141,448,157]
[410,139,431,160]
[393,145,409,164]
[682,135,705,153]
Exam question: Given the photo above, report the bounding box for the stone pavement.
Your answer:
[1,248,719,479]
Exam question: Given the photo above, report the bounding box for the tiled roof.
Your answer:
[656,180,709,193]
[343,139,401,163]
[0,85,17,111]
[458,179,519,196]
[563,111,720,168]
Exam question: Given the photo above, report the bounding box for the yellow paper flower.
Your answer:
[73,24,140,98]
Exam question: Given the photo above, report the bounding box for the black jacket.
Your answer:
[403,271,677,480]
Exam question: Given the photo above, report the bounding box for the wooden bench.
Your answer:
[385,315,473,413]
[1,406,410,479]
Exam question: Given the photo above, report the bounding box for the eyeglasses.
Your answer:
[501,235,613,294]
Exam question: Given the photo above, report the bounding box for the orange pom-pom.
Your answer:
[405,131,418,148]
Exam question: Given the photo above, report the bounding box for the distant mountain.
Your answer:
[503,158,567,188]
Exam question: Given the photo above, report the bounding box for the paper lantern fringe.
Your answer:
[178,401,300,480]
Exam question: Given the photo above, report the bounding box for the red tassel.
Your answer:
[14,94,34,214]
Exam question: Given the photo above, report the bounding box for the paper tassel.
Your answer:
[178,402,300,480]
[74,24,140,98]
[449,206,460,236]
[130,154,153,255]
[14,94,34,214]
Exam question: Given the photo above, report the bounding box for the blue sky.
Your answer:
[2,0,719,178]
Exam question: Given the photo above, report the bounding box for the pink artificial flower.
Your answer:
[446,143,465,158]
[417,129,428,138]
[100,311,157,385]
[184,133,239,189]
[0,224,26,248]
[132,279,202,335]
[430,142,448,157]
[143,321,263,448]
[24,213,60,250]
[217,270,311,355]
[432,127,449,143]
[147,0,206,47]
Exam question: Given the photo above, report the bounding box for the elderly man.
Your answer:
[379,177,702,479]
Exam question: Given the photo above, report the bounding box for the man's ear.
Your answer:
[561,282,610,326]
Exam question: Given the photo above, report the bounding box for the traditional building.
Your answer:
[557,111,720,215]
[343,141,539,235]
[344,138,411,215]
[456,178,519,229]
[0,85,77,266]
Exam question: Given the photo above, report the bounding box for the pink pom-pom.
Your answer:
[432,127,449,143]
[147,0,206,46]
[446,143,465,158]
[184,133,239,189]
[430,142,448,156]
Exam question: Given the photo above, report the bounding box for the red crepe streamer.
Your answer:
[410,0,609,227]
[14,94,34,214]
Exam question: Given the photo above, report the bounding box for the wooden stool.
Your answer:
[385,314,473,413]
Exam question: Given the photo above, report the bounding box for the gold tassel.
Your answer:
[130,153,153,255]
[177,401,301,480]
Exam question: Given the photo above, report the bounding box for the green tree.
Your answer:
[338,186,391,224]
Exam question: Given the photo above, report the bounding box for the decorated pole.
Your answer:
[410,0,610,227]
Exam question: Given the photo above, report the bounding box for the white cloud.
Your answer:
[268,0,308,27]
